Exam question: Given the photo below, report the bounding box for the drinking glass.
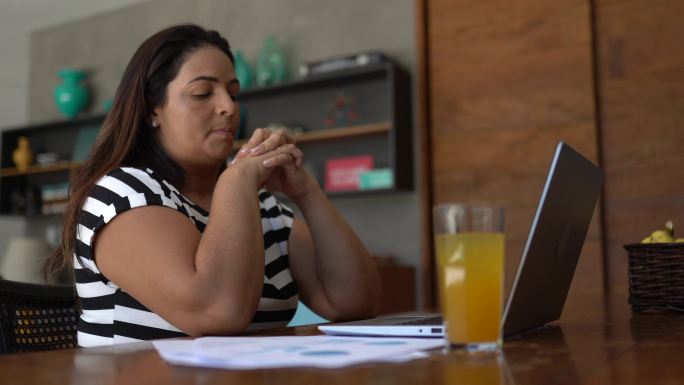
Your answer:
[433,203,504,352]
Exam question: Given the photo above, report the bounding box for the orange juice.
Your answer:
[435,232,504,346]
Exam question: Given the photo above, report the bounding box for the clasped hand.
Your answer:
[230,128,315,200]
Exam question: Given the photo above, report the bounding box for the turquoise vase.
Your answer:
[54,69,89,119]
[234,50,252,89]
[256,36,288,86]
[270,42,288,83]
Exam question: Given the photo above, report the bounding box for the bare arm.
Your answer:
[95,145,299,336]
[233,128,382,321]
[288,182,382,321]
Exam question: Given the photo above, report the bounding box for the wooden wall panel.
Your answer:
[424,0,603,305]
[594,0,684,294]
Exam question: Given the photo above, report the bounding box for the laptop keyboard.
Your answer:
[395,316,443,326]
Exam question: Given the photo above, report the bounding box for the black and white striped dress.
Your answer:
[74,167,298,347]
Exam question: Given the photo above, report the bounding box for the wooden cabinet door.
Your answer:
[593,0,684,294]
[419,0,603,306]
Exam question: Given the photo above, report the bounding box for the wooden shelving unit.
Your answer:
[0,122,392,177]
[0,162,79,177]
[0,61,412,215]
[0,122,393,177]
[232,122,391,148]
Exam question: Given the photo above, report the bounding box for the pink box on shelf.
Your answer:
[324,155,374,192]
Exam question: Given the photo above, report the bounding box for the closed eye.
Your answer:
[192,93,212,99]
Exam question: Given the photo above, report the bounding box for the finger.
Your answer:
[267,129,296,144]
[239,143,250,155]
[262,153,296,168]
[251,130,286,155]
[232,143,251,163]
[232,146,252,163]
[291,147,304,168]
[265,143,302,167]
[251,130,287,155]
[243,128,271,154]
[279,130,297,145]
[260,143,296,166]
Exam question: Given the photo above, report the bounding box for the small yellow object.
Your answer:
[649,230,674,243]
[640,220,678,244]
[675,238,684,243]
[12,136,33,172]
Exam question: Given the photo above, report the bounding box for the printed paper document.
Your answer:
[153,336,444,369]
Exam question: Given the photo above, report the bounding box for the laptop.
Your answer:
[318,141,604,339]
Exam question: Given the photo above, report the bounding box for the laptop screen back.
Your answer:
[501,142,603,337]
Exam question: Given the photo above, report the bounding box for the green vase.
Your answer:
[256,36,288,86]
[234,50,252,89]
[54,69,89,119]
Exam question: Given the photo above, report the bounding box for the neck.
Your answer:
[178,163,222,211]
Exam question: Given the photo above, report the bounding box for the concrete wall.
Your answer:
[27,0,423,303]
[0,25,30,268]
[29,0,417,122]
[0,0,151,280]
[0,34,28,128]
[0,1,151,128]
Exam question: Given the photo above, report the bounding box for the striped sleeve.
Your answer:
[75,167,192,346]
[76,167,183,276]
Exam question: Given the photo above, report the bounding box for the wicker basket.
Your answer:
[624,243,684,313]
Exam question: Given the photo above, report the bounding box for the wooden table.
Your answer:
[1,292,683,385]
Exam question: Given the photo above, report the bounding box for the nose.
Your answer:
[216,89,236,117]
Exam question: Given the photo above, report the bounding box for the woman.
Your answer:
[43,24,381,347]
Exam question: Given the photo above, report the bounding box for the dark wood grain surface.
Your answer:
[1,291,683,385]
[593,0,684,295]
[422,0,605,308]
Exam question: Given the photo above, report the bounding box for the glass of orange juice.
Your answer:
[433,203,504,352]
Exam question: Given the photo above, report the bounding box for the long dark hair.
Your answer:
[43,24,234,282]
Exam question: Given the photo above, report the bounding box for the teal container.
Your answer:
[54,69,89,119]
[359,168,394,190]
[233,50,253,89]
[256,36,288,86]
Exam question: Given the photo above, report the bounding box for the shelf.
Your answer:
[0,60,413,217]
[233,122,391,149]
[0,162,79,177]
[0,123,390,176]
[1,114,106,135]
[0,121,391,176]
[237,63,389,99]
[326,188,400,198]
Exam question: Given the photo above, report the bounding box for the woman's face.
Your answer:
[153,45,240,169]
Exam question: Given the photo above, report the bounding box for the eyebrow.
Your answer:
[187,75,240,86]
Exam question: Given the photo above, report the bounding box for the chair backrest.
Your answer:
[0,279,78,354]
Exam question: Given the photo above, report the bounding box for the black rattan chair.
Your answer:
[0,279,78,354]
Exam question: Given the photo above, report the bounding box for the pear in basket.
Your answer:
[641,220,674,244]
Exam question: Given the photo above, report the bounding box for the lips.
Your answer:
[211,127,234,137]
